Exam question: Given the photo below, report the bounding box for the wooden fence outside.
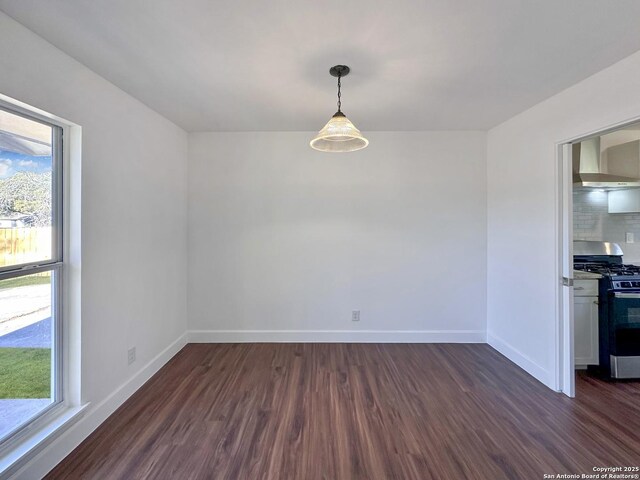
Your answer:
[0,227,52,267]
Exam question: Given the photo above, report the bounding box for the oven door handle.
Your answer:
[613,292,640,299]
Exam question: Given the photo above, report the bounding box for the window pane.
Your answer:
[0,271,54,440]
[0,109,53,268]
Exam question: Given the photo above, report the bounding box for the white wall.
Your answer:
[487,50,640,389]
[188,131,487,342]
[0,11,188,478]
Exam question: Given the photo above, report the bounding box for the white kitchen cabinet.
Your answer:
[574,296,599,366]
[574,279,598,296]
[605,140,640,179]
[608,188,640,213]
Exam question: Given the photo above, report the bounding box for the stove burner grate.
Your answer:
[574,263,640,277]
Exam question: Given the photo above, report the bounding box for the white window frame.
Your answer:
[0,104,66,450]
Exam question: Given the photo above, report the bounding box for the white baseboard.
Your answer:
[188,329,486,343]
[487,332,555,389]
[9,333,188,480]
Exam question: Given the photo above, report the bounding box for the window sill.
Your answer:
[0,403,89,478]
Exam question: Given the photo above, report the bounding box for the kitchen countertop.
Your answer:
[574,270,602,280]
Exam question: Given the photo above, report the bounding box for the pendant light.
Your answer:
[310,65,369,153]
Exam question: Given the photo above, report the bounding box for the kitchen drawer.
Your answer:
[574,279,598,296]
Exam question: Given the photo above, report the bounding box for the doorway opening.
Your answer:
[559,119,640,397]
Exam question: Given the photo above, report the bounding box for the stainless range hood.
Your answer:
[573,138,640,188]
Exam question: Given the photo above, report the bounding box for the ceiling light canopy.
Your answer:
[310,65,369,153]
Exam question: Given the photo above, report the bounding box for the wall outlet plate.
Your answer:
[626,232,635,243]
[128,347,136,365]
[352,310,360,322]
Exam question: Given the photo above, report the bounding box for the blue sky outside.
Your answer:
[0,150,52,179]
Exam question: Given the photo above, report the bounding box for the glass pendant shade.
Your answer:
[310,111,369,153]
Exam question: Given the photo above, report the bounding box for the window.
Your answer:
[0,106,63,443]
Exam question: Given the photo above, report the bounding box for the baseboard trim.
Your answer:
[487,332,554,389]
[188,329,486,343]
[10,332,188,480]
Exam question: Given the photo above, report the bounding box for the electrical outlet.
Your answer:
[352,310,360,322]
[128,347,136,365]
[627,232,635,243]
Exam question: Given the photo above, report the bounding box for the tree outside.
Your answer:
[0,170,52,227]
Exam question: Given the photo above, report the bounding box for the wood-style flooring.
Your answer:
[46,344,640,479]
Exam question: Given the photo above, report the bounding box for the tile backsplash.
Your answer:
[574,189,640,262]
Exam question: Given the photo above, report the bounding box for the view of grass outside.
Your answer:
[0,275,52,399]
[0,272,53,438]
[0,274,51,289]
[0,348,50,398]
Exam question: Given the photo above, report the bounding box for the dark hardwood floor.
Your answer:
[46,344,640,479]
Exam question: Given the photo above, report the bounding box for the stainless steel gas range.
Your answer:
[574,240,640,379]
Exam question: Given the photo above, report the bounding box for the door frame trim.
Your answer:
[556,114,640,396]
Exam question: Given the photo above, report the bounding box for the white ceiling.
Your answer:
[2,1,640,132]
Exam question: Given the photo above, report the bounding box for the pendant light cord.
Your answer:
[337,73,342,113]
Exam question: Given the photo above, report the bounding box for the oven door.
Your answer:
[608,292,640,378]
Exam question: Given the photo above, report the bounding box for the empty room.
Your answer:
[1,1,640,479]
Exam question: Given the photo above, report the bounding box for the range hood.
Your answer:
[573,138,640,188]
